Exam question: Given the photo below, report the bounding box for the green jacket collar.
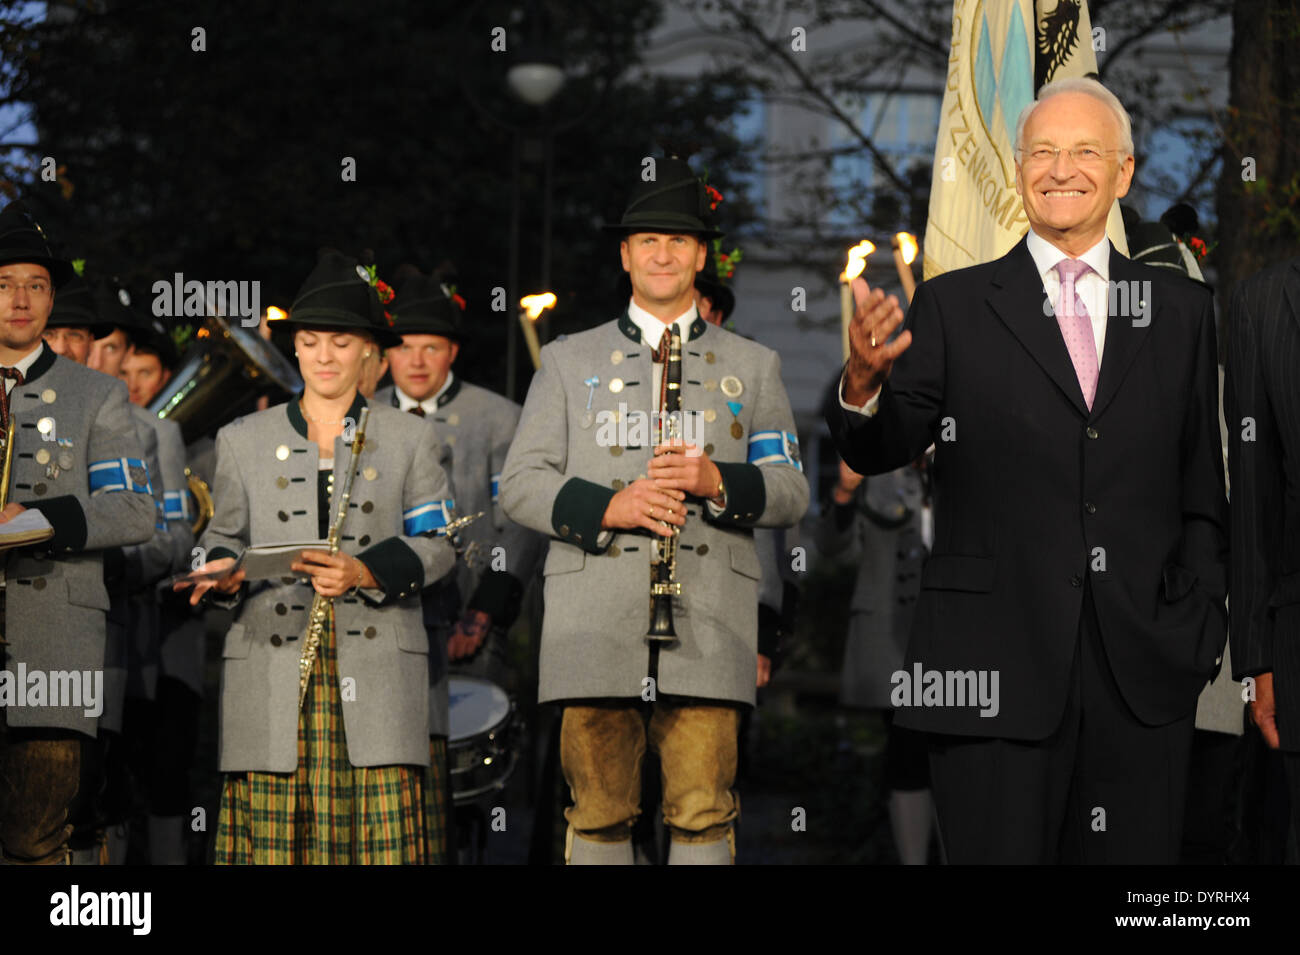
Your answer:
[616,310,708,345]
[287,389,367,439]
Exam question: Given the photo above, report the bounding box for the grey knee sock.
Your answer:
[889,788,934,865]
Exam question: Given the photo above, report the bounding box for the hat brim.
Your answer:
[388,320,462,342]
[288,314,402,350]
[46,312,117,340]
[604,221,723,240]
[0,253,75,288]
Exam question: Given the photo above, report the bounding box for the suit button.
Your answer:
[32,577,45,591]
[1070,575,1082,588]
[359,535,371,547]
[278,510,289,522]
[608,545,621,557]
[1086,427,1099,439]
[697,544,709,556]
[275,603,287,616]
[281,576,297,586]
[271,634,282,646]
[34,483,46,496]
[1084,502,1096,514]
[611,479,624,491]
[361,501,374,513]
[364,626,377,639]
[559,524,571,537]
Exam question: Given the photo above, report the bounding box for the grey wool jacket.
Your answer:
[375,376,543,736]
[200,393,457,772]
[2,346,156,736]
[501,312,809,706]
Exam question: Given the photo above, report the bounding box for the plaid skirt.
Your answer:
[214,606,451,865]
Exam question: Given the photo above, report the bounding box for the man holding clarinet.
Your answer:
[501,155,808,864]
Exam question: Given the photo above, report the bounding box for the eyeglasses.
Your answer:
[0,280,52,298]
[1019,145,1119,166]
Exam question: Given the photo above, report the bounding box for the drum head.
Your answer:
[448,676,511,742]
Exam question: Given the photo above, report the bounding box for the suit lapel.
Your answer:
[1090,247,1153,419]
[1283,258,1300,342]
[987,237,1090,418]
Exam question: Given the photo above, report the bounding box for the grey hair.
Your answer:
[1014,77,1134,157]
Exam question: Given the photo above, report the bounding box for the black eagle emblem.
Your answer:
[1037,0,1083,84]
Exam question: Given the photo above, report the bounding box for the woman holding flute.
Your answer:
[180,249,457,864]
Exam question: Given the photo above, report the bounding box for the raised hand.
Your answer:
[844,276,910,406]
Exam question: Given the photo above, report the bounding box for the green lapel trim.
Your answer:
[21,341,56,384]
[617,310,709,344]
[436,374,462,408]
[287,389,367,438]
[617,311,640,344]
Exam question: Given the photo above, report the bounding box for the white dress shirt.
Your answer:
[839,230,1112,417]
[394,371,455,414]
[626,299,696,349]
[2,341,46,394]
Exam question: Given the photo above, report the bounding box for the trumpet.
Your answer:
[0,416,13,647]
[0,415,14,511]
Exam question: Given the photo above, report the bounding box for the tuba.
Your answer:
[148,312,302,534]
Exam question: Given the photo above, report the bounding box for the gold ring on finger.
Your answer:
[870,334,877,348]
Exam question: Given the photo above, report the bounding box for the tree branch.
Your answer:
[712,0,913,195]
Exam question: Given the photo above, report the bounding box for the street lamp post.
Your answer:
[462,46,565,401]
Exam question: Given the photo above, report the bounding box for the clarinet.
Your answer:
[297,406,370,709]
[646,326,682,646]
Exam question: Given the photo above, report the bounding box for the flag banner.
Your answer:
[924,0,1127,280]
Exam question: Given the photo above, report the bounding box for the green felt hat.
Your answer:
[389,272,464,341]
[0,199,74,287]
[604,156,723,239]
[46,273,115,340]
[288,248,402,349]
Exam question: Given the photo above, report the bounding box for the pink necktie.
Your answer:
[1055,258,1099,410]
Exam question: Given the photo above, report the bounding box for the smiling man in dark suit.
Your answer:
[827,77,1227,863]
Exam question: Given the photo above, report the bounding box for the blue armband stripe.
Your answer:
[89,457,153,495]
[403,499,454,536]
[163,489,191,521]
[747,430,803,472]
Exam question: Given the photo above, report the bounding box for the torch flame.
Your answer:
[840,240,876,282]
[266,306,288,322]
[521,292,557,321]
[894,232,918,265]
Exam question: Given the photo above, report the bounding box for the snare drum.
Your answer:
[447,676,518,803]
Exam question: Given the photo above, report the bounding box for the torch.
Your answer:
[840,240,875,362]
[519,293,556,371]
[892,232,919,305]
